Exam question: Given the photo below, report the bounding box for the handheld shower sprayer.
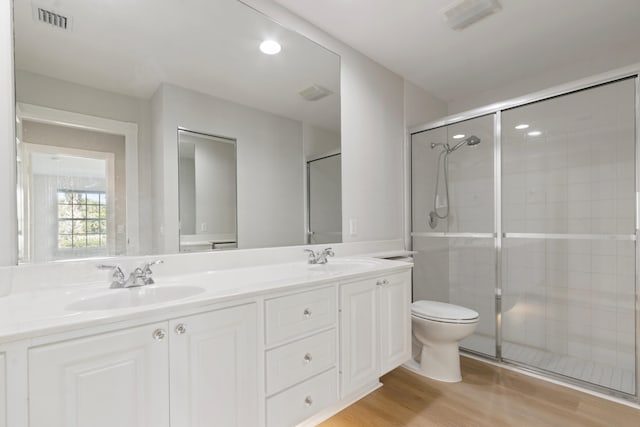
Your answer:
[428,135,481,229]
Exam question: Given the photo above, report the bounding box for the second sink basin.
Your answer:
[66,285,205,311]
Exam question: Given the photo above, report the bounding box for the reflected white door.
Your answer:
[307,154,342,244]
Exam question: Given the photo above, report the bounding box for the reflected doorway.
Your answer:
[307,153,342,244]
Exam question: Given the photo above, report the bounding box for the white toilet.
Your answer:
[408,300,479,382]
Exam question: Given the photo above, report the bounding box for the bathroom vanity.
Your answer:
[0,257,412,427]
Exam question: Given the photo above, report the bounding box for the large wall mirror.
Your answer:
[13,0,341,263]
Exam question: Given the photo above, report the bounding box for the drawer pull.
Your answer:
[303,353,313,364]
[175,323,187,335]
[152,328,166,341]
[376,280,383,286]
[383,279,389,285]
[303,308,312,318]
[304,396,313,407]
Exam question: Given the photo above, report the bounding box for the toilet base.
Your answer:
[409,342,463,383]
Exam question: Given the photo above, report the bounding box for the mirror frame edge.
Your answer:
[2,0,18,266]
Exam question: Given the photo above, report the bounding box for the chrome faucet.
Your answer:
[98,264,127,288]
[98,260,164,288]
[304,247,335,264]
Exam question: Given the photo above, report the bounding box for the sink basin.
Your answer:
[308,259,379,273]
[66,285,205,311]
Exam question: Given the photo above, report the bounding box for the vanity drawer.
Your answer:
[266,368,337,427]
[266,329,336,395]
[265,286,336,345]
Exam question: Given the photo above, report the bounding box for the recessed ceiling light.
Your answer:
[259,40,281,55]
[528,131,542,137]
[452,134,466,139]
[515,124,529,130]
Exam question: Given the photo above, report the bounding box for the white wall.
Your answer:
[448,44,640,114]
[15,71,154,254]
[404,80,448,128]
[303,124,340,159]
[153,83,304,253]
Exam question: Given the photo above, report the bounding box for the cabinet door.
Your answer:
[379,271,412,375]
[169,303,258,427]
[29,322,170,427]
[339,279,379,398]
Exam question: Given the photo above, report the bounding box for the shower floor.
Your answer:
[462,334,635,395]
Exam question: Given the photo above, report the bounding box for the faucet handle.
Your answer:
[97,264,126,287]
[142,259,164,274]
[323,247,335,257]
[303,249,317,263]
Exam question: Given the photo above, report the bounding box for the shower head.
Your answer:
[450,135,481,152]
[465,135,481,146]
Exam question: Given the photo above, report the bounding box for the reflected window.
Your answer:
[57,190,107,250]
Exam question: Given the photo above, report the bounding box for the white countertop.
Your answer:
[0,257,412,344]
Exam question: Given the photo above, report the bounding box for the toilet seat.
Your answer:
[411,300,479,324]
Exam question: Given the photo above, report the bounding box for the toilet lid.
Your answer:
[412,300,479,323]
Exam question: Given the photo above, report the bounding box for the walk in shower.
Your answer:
[410,74,638,398]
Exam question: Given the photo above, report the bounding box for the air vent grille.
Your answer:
[442,0,501,30]
[36,8,69,30]
[299,84,333,102]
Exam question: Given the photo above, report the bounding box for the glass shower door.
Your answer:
[412,114,497,357]
[501,78,637,394]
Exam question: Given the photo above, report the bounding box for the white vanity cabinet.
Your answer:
[29,322,171,427]
[10,260,412,427]
[379,271,412,375]
[339,277,380,397]
[264,286,339,427]
[169,304,258,427]
[28,303,258,427]
[339,270,412,398]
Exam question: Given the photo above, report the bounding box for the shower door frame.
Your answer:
[407,63,640,402]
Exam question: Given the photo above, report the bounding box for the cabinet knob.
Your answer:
[175,323,187,335]
[152,328,167,341]
[303,353,313,364]
[304,396,313,407]
[303,308,312,318]
[383,279,389,285]
[376,280,383,286]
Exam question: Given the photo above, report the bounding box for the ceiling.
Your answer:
[14,0,340,131]
[273,0,640,106]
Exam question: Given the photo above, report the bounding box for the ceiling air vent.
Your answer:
[442,0,501,31]
[35,7,70,30]
[299,84,333,102]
